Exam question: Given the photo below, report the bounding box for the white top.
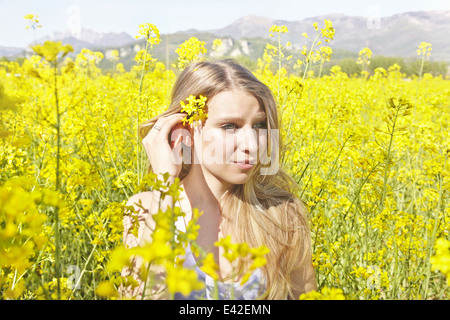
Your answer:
[173,217,265,300]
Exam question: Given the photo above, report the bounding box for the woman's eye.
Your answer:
[221,123,238,131]
[253,121,267,129]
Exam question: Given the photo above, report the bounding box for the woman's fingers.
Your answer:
[153,113,185,137]
[142,113,187,178]
[143,114,182,145]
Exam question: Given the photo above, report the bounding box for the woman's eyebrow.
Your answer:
[214,113,266,122]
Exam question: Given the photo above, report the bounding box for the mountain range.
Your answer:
[1,10,449,62]
[205,10,450,61]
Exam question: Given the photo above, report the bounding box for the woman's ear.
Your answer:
[170,123,193,149]
[184,125,193,147]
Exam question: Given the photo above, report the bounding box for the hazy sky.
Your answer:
[1,0,449,47]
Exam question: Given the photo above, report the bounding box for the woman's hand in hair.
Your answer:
[142,113,189,181]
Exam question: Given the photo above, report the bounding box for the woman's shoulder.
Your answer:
[125,191,156,212]
[123,191,157,248]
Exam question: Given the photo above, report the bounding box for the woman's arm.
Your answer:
[137,177,176,247]
[120,113,186,299]
[120,184,176,299]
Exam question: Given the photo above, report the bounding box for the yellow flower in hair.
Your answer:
[180,95,208,125]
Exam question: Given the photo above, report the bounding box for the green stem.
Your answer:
[302,33,320,81]
[318,60,324,78]
[418,53,425,81]
[138,41,150,97]
[136,40,151,185]
[308,134,350,216]
[277,32,282,106]
[379,105,400,211]
[71,243,97,295]
[342,162,381,220]
[422,158,445,299]
[53,59,61,300]
[282,96,300,163]
[298,113,337,196]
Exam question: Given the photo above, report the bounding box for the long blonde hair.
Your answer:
[139,59,312,299]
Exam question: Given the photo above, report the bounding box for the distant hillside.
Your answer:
[0,28,136,58]
[1,10,449,67]
[36,28,136,52]
[207,11,450,61]
[0,46,24,58]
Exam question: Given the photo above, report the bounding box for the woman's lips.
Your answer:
[234,161,255,170]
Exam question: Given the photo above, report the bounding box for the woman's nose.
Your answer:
[237,128,258,157]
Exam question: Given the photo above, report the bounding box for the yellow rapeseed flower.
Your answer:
[165,264,205,296]
[357,47,372,65]
[32,41,73,63]
[430,238,450,285]
[136,23,161,45]
[180,94,208,126]
[417,42,432,57]
[24,14,42,30]
[269,25,288,36]
[96,281,119,299]
[174,37,207,70]
[320,19,335,41]
[200,253,219,281]
[299,287,345,300]
[212,38,223,51]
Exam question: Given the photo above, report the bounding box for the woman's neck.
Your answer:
[181,165,230,252]
[182,164,231,207]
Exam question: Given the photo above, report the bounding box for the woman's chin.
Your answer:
[223,166,255,185]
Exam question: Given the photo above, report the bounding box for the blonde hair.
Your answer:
[139,59,312,299]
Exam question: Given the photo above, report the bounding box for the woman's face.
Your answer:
[193,89,268,187]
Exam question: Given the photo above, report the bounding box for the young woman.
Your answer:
[122,59,316,300]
